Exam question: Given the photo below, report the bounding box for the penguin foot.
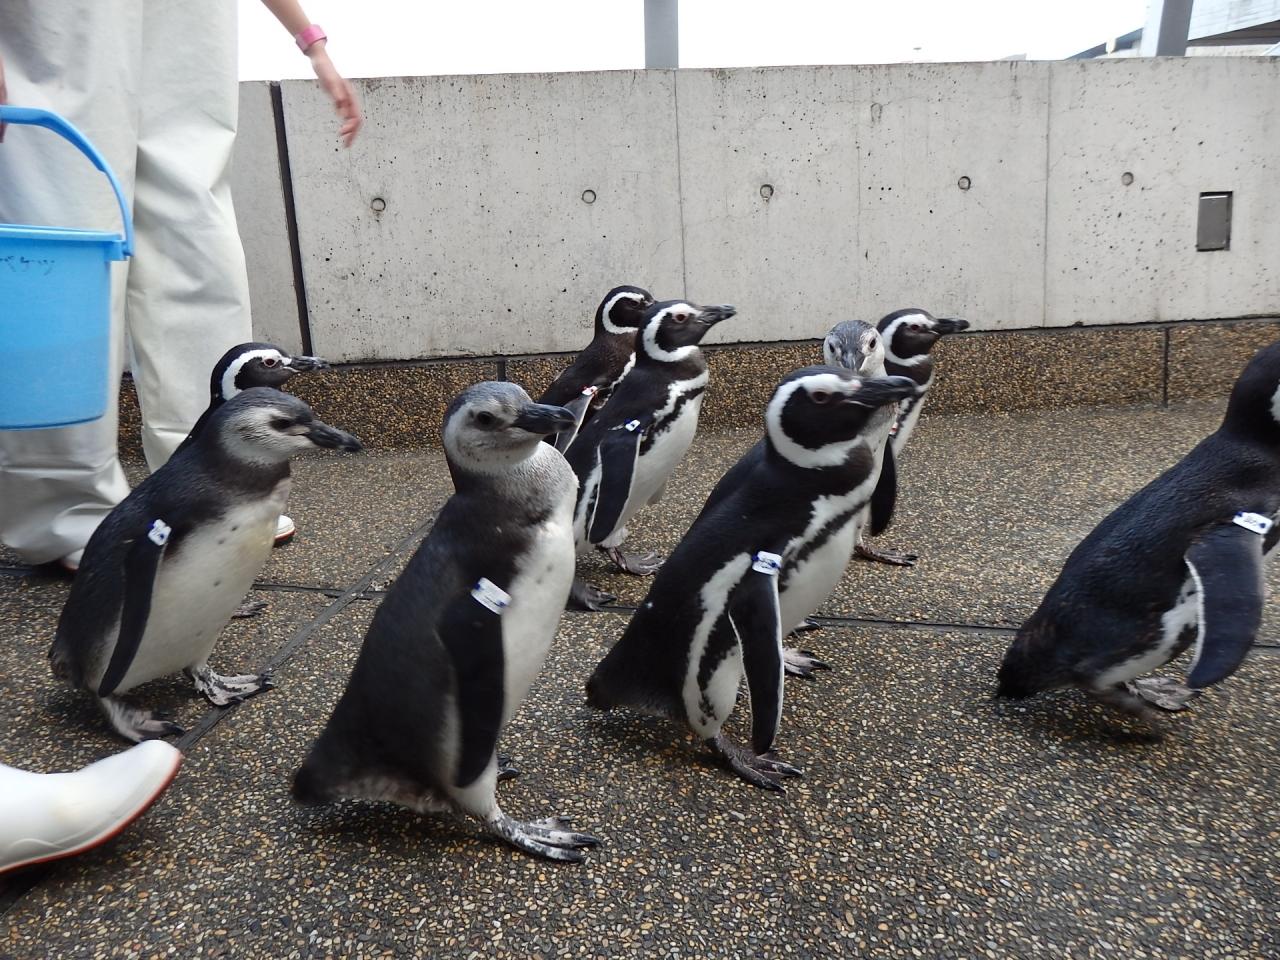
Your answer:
[232,599,270,619]
[710,734,803,791]
[485,809,600,863]
[1127,676,1200,713]
[782,646,830,679]
[791,617,822,634]
[188,665,275,707]
[568,578,617,612]
[496,754,521,782]
[603,546,663,576]
[855,543,918,567]
[98,697,185,743]
[1088,683,1165,725]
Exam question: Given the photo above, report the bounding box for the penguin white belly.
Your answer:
[779,518,858,633]
[612,395,703,540]
[1093,572,1200,689]
[109,490,286,693]
[682,554,751,737]
[499,507,576,726]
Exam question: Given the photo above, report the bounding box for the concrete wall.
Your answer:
[232,58,1280,363]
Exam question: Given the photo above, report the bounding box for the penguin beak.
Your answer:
[934,318,969,335]
[284,355,329,372]
[843,375,918,407]
[697,305,736,327]
[306,421,362,452]
[512,402,577,436]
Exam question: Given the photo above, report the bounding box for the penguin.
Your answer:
[538,285,654,449]
[586,367,917,788]
[842,308,969,566]
[175,342,329,457]
[49,389,362,743]
[175,341,328,549]
[564,299,735,609]
[996,339,1280,724]
[292,382,601,863]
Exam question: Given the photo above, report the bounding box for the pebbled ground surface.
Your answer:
[2,399,1278,959]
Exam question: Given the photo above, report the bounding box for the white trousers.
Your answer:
[0,0,252,564]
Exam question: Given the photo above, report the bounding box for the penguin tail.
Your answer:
[291,759,335,807]
[995,625,1053,699]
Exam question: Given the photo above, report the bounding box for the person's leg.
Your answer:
[128,0,253,470]
[0,741,182,875]
[0,1,143,565]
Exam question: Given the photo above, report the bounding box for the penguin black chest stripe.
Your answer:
[639,381,706,455]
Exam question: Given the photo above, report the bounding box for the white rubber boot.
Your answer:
[273,514,296,546]
[0,740,183,875]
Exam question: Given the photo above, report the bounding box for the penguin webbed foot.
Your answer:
[231,598,270,619]
[1127,676,1200,713]
[791,617,822,634]
[98,696,184,743]
[603,546,663,576]
[710,733,802,791]
[855,542,918,567]
[486,809,600,863]
[782,646,831,679]
[1087,683,1167,729]
[187,665,275,707]
[496,754,521,782]
[568,578,617,612]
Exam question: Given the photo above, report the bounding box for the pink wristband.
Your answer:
[295,24,327,53]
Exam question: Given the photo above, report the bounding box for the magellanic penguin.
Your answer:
[842,308,969,567]
[564,299,735,609]
[586,367,917,789]
[538,285,654,451]
[292,382,601,863]
[176,342,328,549]
[49,389,362,743]
[997,339,1280,725]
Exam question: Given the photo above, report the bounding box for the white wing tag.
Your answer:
[752,551,783,575]
[1232,512,1273,536]
[147,520,172,546]
[471,577,511,614]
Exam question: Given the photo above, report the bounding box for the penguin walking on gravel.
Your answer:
[586,367,917,788]
[841,309,969,566]
[997,340,1280,725]
[292,382,601,863]
[565,299,735,609]
[176,341,329,547]
[538,285,654,452]
[49,389,362,742]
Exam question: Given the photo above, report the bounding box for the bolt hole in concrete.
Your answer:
[581,189,597,204]
[1121,171,1135,186]
[759,183,775,200]
[957,176,972,191]
[370,197,387,213]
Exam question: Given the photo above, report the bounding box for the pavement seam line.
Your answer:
[173,514,436,751]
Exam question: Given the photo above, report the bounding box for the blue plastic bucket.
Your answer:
[0,106,133,429]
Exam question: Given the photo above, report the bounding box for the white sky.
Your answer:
[238,0,1150,80]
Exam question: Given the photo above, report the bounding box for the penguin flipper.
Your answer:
[440,578,509,788]
[553,387,598,454]
[1185,523,1266,689]
[587,418,648,544]
[869,442,897,537]
[98,519,172,697]
[728,556,785,755]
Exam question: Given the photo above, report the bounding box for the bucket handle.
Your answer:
[0,106,134,258]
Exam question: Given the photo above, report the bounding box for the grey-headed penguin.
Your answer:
[49,389,361,742]
[292,382,600,863]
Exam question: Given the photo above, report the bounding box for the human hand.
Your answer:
[1,51,8,142]
[307,44,362,147]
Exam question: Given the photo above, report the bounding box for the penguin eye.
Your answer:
[908,323,924,332]
[271,417,292,431]
[475,411,497,428]
[673,313,689,324]
[811,391,832,405]
[262,357,281,368]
